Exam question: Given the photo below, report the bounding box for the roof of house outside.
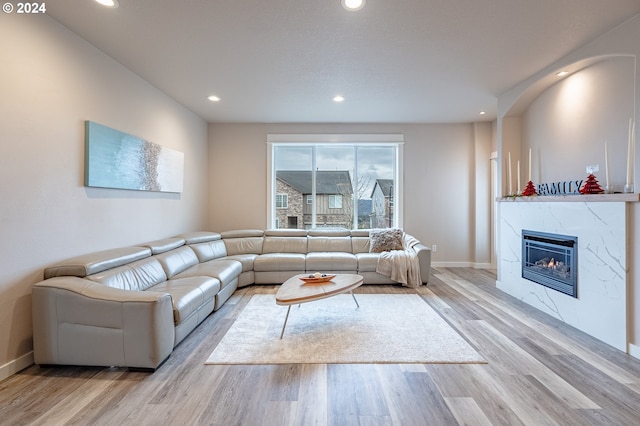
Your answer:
[277,170,353,195]
[371,179,393,198]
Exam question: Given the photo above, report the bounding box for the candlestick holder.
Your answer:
[604,185,614,194]
[624,184,634,193]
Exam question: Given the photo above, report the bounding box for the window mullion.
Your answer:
[311,145,316,229]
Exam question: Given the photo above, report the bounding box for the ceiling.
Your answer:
[47,1,640,124]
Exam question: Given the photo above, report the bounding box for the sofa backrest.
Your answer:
[153,246,199,278]
[350,230,371,253]
[44,246,151,279]
[307,235,352,253]
[139,237,185,254]
[350,237,370,253]
[221,229,264,255]
[87,257,167,291]
[176,231,222,245]
[262,229,308,254]
[189,239,228,262]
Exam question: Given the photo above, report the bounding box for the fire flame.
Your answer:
[547,258,555,268]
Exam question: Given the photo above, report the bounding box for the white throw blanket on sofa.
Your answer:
[376,235,422,288]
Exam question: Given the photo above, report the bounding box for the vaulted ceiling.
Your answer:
[47,1,640,123]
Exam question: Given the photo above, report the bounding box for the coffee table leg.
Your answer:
[280,305,292,339]
[350,291,360,308]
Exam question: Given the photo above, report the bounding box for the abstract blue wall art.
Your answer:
[85,121,184,193]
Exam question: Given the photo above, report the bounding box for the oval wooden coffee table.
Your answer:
[275,274,363,339]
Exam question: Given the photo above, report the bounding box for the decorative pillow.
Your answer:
[369,228,404,253]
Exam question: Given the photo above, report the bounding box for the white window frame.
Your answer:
[275,193,288,209]
[329,194,343,209]
[267,134,404,229]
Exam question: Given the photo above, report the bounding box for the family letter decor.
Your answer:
[536,180,583,196]
[85,121,184,193]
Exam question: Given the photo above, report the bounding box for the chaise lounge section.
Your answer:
[32,229,431,370]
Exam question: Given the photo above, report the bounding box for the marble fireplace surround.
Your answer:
[497,194,636,352]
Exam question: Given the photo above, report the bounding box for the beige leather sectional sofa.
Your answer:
[32,229,431,370]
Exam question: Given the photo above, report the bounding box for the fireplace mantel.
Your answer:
[497,193,639,203]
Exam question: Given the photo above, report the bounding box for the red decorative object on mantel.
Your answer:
[579,174,604,194]
[522,180,537,196]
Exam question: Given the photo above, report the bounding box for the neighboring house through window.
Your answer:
[267,134,403,230]
[371,179,394,228]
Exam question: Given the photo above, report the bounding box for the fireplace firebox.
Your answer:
[522,230,578,298]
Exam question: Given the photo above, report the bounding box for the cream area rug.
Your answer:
[205,294,485,364]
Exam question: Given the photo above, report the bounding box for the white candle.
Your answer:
[628,118,635,186]
[605,141,610,188]
[517,160,521,192]
[508,152,512,194]
[633,120,636,185]
[528,148,532,182]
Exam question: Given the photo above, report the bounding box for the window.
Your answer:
[268,134,403,230]
[276,194,288,209]
[329,194,342,209]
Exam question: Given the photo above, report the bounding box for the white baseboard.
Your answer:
[473,263,494,269]
[432,261,473,268]
[431,262,494,269]
[629,343,640,360]
[0,351,33,382]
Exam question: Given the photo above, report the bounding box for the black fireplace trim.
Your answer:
[521,229,578,298]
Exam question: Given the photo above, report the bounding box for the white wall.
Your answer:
[473,122,493,267]
[0,16,209,377]
[523,57,635,189]
[208,122,492,268]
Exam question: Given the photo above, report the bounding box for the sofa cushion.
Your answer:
[44,246,151,279]
[175,259,242,288]
[355,252,380,272]
[153,246,199,278]
[87,257,167,291]
[189,240,228,262]
[254,253,306,272]
[150,276,220,324]
[369,228,404,253]
[306,252,357,271]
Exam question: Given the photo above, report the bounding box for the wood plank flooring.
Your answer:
[3,268,640,425]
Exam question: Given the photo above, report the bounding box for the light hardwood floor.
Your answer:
[3,267,640,425]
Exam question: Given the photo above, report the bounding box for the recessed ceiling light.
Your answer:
[479,111,486,115]
[95,0,119,7]
[207,95,221,102]
[556,71,569,77]
[333,95,345,103]
[342,0,365,12]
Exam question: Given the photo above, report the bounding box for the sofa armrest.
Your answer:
[412,244,431,284]
[32,277,175,369]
